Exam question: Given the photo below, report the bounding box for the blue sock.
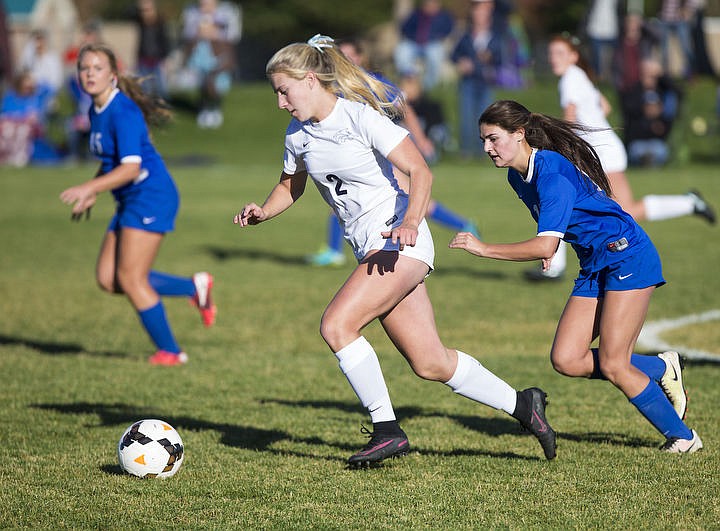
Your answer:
[630,353,666,380]
[589,349,666,381]
[630,380,692,439]
[327,213,344,253]
[427,201,470,231]
[149,271,196,297]
[138,301,181,354]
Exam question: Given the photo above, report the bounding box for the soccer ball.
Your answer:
[117,419,184,478]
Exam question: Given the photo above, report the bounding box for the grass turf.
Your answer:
[0,78,719,528]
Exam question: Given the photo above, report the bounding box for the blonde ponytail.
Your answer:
[266,36,404,120]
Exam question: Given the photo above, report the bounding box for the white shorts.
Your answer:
[344,195,435,270]
[585,129,628,173]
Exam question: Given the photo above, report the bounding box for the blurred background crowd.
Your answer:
[0,0,718,167]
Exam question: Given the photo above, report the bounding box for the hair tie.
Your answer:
[307,34,334,52]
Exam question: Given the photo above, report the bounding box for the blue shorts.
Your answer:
[572,243,666,298]
[108,186,179,234]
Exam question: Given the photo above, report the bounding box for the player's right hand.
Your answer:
[233,203,266,226]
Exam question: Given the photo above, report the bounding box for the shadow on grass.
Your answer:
[261,397,550,461]
[33,400,548,467]
[262,398,660,452]
[557,431,656,448]
[204,245,307,266]
[0,334,126,358]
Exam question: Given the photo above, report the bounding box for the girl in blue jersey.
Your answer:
[450,99,702,453]
[234,36,556,467]
[59,44,216,366]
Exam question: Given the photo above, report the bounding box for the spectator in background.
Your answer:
[612,11,661,94]
[583,0,623,83]
[19,29,63,104]
[181,0,241,129]
[451,0,502,158]
[622,58,681,167]
[657,0,697,78]
[492,0,531,90]
[689,0,716,77]
[135,0,171,98]
[0,2,12,92]
[398,74,450,157]
[394,0,455,91]
[0,71,57,166]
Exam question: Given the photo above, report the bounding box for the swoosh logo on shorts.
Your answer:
[142,217,156,225]
[618,273,633,280]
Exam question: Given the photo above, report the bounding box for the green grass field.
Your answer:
[1,79,719,528]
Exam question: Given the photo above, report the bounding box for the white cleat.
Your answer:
[658,351,688,420]
[661,429,703,454]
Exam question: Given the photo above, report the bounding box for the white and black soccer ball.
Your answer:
[117,419,184,478]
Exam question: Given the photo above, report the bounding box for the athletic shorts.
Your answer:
[108,186,179,234]
[572,243,665,298]
[590,129,628,174]
[347,196,435,271]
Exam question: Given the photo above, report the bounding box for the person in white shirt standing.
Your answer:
[19,29,63,99]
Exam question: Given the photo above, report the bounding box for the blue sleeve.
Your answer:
[536,172,576,237]
[114,103,145,160]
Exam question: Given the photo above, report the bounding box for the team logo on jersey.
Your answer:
[333,129,356,144]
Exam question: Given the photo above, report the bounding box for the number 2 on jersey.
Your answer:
[326,174,347,196]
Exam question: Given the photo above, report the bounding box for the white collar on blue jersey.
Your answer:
[521,148,538,183]
[94,88,120,114]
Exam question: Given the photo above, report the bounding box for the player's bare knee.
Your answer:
[595,357,626,385]
[96,274,120,294]
[410,357,453,382]
[551,352,584,377]
[319,314,356,352]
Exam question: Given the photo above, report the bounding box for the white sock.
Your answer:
[643,195,694,221]
[445,351,517,414]
[546,240,566,276]
[335,336,396,423]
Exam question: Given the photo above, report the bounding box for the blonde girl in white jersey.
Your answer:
[527,34,715,282]
[233,35,557,467]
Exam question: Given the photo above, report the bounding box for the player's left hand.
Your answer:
[60,183,97,222]
[448,231,484,257]
[381,223,418,250]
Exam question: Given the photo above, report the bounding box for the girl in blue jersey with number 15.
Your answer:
[450,100,702,454]
[60,44,216,366]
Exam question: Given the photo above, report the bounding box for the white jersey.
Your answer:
[283,98,434,267]
[559,64,627,173]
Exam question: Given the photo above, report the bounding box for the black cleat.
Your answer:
[347,425,410,468]
[517,387,557,460]
[688,189,716,225]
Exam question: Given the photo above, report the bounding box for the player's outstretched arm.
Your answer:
[234,170,308,227]
[450,234,560,262]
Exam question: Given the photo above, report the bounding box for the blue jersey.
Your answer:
[88,89,175,203]
[508,149,652,272]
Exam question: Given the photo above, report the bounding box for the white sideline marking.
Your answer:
[638,309,720,362]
